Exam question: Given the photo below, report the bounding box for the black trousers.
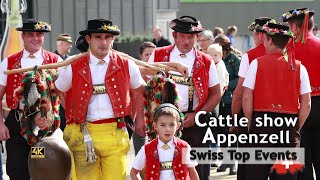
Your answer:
[246,112,300,180]
[218,103,237,153]
[5,110,30,180]
[59,106,66,131]
[298,96,320,180]
[181,113,210,180]
[236,110,248,180]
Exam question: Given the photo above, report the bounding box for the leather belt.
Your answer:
[89,118,117,124]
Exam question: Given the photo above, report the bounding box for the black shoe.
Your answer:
[229,170,237,175]
[229,164,237,175]
[217,164,227,172]
[211,163,218,167]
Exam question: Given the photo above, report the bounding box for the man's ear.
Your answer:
[172,32,177,39]
[85,34,91,44]
[261,32,267,41]
[265,36,272,46]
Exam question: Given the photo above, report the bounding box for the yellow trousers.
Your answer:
[64,122,130,180]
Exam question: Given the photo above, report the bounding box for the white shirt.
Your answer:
[0,49,63,86]
[55,52,144,121]
[132,138,197,180]
[215,60,229,95]
[148,46,220,112]
[243,59,311,95]
[214,60,229,116]
[238,53,250,78]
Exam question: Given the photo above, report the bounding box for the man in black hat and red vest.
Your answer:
[53,19,145,180]
[233,17,275,119]
[243,22,311,180]
[148,15,221,180]
[281,8,320,180]
[232,17,275,180]
[0,19,62,180]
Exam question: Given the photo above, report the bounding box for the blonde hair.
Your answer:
[207,43,223,56]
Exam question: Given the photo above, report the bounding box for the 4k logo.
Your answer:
[31,147,45,159]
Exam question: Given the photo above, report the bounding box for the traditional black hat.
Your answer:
[16,19,51,32]
[248,17,276,32]
[262,22,293,38]
[79,19,120,36]
[169,16,204,34]
[281,8,315,22]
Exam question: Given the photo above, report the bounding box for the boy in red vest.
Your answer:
[281,8,320,180]
[243,22,311,180]
[131,103,199,180]
[0,19,62,180]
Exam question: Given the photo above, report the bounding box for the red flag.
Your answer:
[288,163,304,174]
[271,161,304,175]
[271,163,288,175]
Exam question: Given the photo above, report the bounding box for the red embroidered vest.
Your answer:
[247,43,266,64]
[254,53,300,114]
[294,32,320,96]
[145,137,190,180]
[154,45,211,112]
[69,50,131,124]
[6,50,59,109]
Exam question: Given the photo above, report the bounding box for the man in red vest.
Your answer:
[232,17,275,180]
[0,19,61,180]
[243,22,311,180]
[281,8,320,180]
[148,15,221,180]
[53,19,145,180]
[232,17,275,122]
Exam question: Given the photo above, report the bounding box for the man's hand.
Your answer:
[34,112,48,130]
[183,112,196,128]
[0,123,10,141]
[134,117,146,137]
[176,63,189,78]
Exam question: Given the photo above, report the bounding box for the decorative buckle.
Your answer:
[160,161,173,170]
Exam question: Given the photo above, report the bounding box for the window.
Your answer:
[0,0,33,42]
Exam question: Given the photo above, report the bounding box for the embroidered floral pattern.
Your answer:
[281,9,306,21]
[34,21,51,31]
[248,19,276,32]
[192,21,204,31]
[100,24,119,31]
[262,24,294,37]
